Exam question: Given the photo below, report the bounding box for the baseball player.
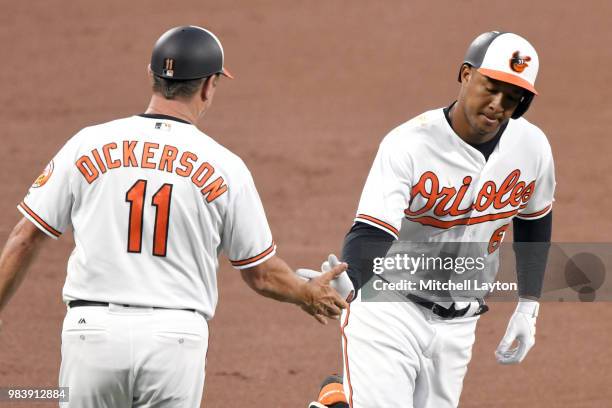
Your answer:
[0,25,348,407]
[306,31,555,408]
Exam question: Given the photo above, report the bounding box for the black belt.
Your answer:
[406,294,489,319]
[68,300,195,313]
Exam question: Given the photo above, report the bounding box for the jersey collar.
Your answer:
[138,113,192,125]
[443,101,508,162]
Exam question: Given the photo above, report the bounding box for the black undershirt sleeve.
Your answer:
[341,222,395,293]
[512,211,552,299]
[343,213,552,299]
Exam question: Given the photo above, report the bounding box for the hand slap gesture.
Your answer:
[298,261,349,325]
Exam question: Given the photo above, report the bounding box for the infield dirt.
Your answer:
[1,1,611,407]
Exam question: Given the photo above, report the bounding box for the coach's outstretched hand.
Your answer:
[240,255,348,325]
[299,262,350,324]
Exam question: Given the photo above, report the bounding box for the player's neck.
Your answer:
[145,94,206,125]
[449,102,497,145]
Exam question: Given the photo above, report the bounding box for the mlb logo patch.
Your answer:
[154,122,172,131]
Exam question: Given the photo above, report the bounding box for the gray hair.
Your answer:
[152,75,207,100]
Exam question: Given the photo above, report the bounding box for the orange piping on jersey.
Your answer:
[141,142,159,169]
[75,156,100,184]
[230,242,276,267]
[341,305,354,408]
[102,143,121,169]
[158,145,179,173]
[517,204,552,219]
[91,149,107,174]
[355,214,399,237]
[18,201,61,237]
[405,208,519,229]
[201,177,228,203]
[123,141,139,167]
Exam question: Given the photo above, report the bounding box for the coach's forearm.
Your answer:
[0,218,48,313]
[240,256,307,305]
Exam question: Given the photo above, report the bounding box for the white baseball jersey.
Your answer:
[355,107,555,248]
[355,109,555,244]
[18,114,276,319]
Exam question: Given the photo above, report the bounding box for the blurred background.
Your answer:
[1,1,611,406]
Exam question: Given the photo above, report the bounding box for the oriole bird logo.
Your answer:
[509,51,531,73]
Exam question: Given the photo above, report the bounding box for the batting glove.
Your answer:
[495,298,539,364]
[297,254,355,302]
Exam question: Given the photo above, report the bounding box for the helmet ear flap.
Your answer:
[511,91,534,119]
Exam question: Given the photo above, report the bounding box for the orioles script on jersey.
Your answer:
[405,169,535,228]
[75,141,228,203]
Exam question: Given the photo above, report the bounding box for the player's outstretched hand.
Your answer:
[495,299,539,364]
[298,261,349,325]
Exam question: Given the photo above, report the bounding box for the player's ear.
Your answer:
[459,64,472,84]
[146,64,154,79]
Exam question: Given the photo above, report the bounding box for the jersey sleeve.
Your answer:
[17,138,78,239]
[221,169,276,269]
[517,138,556,220]
[355,133,413,239]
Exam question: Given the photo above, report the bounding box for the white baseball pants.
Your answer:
[59,304,208,408]
[341,295,479,408]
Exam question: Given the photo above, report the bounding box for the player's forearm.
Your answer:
[240,256,308,305]
[0,219,47,313]
[342,222,395,292]
[512,212,552,299]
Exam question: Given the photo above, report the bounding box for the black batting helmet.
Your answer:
[458,31,539,119]
[150,25,233,80]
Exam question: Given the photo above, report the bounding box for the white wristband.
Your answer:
[516,297,539,317]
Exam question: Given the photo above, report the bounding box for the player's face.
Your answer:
[460,67,524,136]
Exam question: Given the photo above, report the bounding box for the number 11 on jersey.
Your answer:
[125,179,173,257]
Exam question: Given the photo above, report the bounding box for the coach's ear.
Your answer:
[201,74,219,102]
